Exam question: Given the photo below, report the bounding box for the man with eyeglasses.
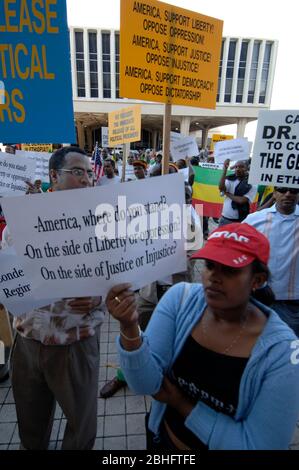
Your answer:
[10,147,105,449]
[244,186,299,336]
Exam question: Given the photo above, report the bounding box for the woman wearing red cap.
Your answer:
[105,223,299,450]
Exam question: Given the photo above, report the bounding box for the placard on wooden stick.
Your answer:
[119,0,223,174]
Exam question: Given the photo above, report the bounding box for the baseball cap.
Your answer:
[191,223,270,268]
[169,162,179,172]
[132,160,147,169]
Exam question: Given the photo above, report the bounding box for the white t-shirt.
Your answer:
[97,175,121,186]
[222,179,257,219]
[179,167,189,182]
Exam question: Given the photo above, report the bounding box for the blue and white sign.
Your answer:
[0,0,75,143]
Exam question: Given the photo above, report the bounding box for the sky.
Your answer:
[66,0,299,141]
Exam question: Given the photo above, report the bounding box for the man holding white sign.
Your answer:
[2,145,188,448]
[218,160,257,226]
[9,147,104,450]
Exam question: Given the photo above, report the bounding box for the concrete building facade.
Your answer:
[69,27,278,150]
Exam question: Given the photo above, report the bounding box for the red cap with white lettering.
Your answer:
[191,223,270,267]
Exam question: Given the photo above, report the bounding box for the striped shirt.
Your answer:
[244,205,299,300]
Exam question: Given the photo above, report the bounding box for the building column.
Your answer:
[180,116,191,136]
[254,40,266,104]
[201,127,209,148]
[97,29,103,99]
[231,38,242,103]
[69,27,77,99]
[219,37,230,103]
[110,30,116,99]
[83,29,90,98]
[151,129,158,150]
[242,39,254,104]
[237,118,248,138]
[77,121,85,149]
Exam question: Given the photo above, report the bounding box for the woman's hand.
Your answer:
[105,283,138,327]
[153,376,194,418]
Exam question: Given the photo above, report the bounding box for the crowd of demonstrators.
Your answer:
[218,159,257,226]
[244,187,299,337]
[3,147,106,450]
[105,223,299,450]
[199,147,209,161]
[2,138,299,450]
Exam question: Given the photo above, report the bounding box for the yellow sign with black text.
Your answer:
[21,144,53,153]
[120,0,223,108]
[108,105,141,146]
[210,134,234,150]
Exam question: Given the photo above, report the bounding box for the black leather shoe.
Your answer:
[99,377,126,398]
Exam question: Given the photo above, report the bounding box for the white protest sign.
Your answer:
[170,131,183,143]
[101,127,109,147]
[118,163,136,181]
[0,247,55,316]
[16,150,51,183]
[1,174,187,299]
[214,138,250,164]
[0,153,36,196]
[170,136,199,162]
[199,162,223,170]
[249,110,299,187]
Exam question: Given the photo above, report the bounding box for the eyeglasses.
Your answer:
[275,187,299,195]
[59,168,94,180]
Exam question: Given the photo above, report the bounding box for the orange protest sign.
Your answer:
[120,0,223,109]
[210,134,234,150]
[108,105,141,146]
[21,143,53,152]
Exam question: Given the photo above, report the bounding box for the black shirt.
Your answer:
[164,335,248,449]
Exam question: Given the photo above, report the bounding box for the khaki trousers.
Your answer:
[11,329,101,450]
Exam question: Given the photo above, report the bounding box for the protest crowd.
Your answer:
[0,137,298,452]
[0,0,298,455]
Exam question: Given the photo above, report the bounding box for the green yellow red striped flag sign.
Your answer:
[192,163,259,218]
[192,163,227,218]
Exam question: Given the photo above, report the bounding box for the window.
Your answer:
[247,41,260,103]
[224,40,236,102]
[259,42,272,104]
[75,31,85,97]
[115,33,120,99]
[236,41,248,103]
[89,32,98,98]
[216,40,224,102]
[102,33,111,98]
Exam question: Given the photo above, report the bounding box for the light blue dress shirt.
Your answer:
[244,205,299,300]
